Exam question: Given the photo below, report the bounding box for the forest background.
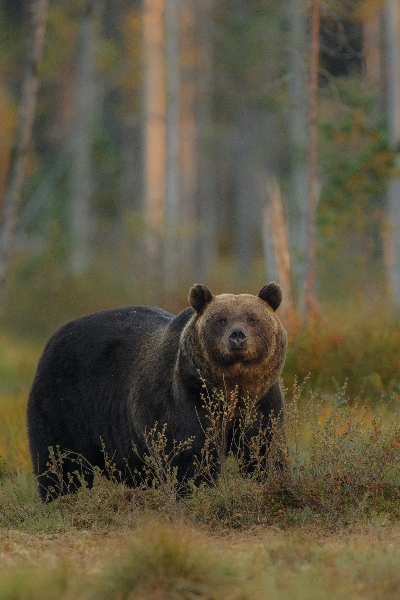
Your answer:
[0,0,400,393]
[1,3,400,597]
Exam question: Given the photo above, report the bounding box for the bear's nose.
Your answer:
[228,328,248,347]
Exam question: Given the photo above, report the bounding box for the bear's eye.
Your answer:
[248,317,256,325]
[219,318,227,325]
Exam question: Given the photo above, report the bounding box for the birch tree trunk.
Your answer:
[179,0,198,285]
[233,0,256,279]
[288,0,308,310]
[69,0,103,275]
[384,0,400,303]
[192,0,216,281]
[164,0,180,293]
[143,0,166,285]
[235,105,255,278]
[177,0,215,286]
[0,0,48,310]
[304,0,320,318]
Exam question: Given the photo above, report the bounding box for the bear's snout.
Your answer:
[228,327,248,348]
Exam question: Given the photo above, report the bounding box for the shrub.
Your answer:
[284,306,400,400]
[187,379,400,529]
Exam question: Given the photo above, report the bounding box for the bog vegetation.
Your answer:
[0,293,400,598]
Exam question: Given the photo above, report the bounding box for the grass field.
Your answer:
[1,315,400,599]
[2,521,400,599]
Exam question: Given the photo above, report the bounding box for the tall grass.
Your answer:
[0,334,38,471]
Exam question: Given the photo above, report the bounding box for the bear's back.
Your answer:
[43,305,173,355]
[30,305,195,397]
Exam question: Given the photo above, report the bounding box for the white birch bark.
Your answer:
[304,0,320,317]
[288,0,308,310]
[69,1,102,275]
[194,0,216,280]
[179,0,197,284]
[164,0,180,292]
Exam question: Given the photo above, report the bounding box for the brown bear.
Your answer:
[27,282,287,500]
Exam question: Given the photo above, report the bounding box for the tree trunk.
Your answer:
[0,0,48,310]
[192,0,216,282]
[235,105,255,278]
[164,0,180,294]
[288,0,308,310]
[304,0,320,318]
[263,178,294,327]
[364,10,382,85]
[178,0,198,287]
[384,0,400,304]
[69,0,103,275]
[143,0,166,290]
[232,0,256,280]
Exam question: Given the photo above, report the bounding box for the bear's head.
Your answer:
[185,283,287,397]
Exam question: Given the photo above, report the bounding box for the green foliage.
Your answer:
[4,521,400,599]
[322,0,387,19]
[213,0,285,120]
[0,0,395,309]
[318,83,397,296]
[0,298,399,539]
[3,252,137,339]
[0,567,71,600]
[3,378,397,532]
[319,101,393,238]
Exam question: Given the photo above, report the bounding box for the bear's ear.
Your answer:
[258,282,282,311]
[189,284,213,313]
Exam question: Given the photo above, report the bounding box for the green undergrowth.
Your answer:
[285,303,400,399]
[187,380,400,530]
[2,377,400,599]
[2,380,400,534]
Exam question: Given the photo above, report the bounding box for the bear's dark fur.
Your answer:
[27,283,287,500]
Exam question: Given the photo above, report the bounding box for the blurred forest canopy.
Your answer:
[0,0,399,337]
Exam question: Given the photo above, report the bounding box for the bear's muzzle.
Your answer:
[228,327,248,349]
